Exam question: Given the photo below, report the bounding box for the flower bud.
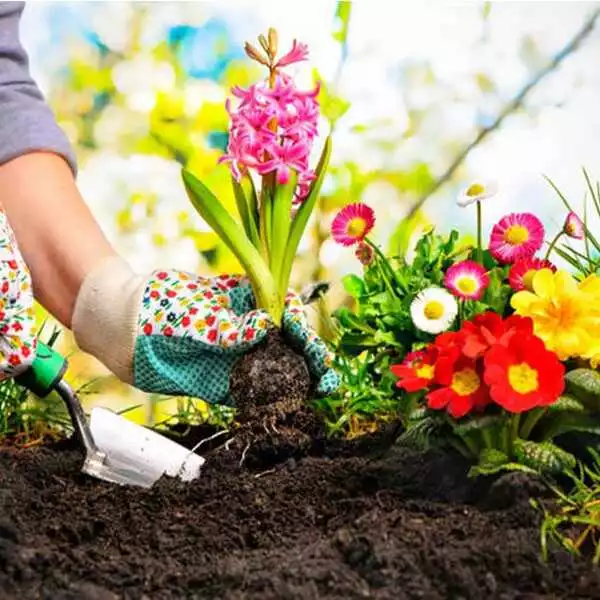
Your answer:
[244,42,270,66]
[563,211,584,240]
[258,34,270,55]
[268,28,278,58]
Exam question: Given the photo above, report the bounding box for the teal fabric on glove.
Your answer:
[133,271,339,405]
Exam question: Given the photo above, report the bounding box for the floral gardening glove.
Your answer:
[0,210,37,378]
[72,259,339,405]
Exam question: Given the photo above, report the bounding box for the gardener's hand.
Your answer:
[0,210,37,378]
[72,257,339,404]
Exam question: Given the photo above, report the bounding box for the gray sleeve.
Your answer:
[0,2,77,175]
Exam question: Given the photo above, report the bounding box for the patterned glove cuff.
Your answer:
[72,255,146,383]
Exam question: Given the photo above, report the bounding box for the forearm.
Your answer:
[0,153,117,327]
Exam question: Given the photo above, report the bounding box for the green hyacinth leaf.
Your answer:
[565,369,600,411]
[513,439,577,475]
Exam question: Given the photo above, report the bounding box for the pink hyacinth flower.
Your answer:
[257,138,310,185]
[564,211,585,240]
[331,203,376,246]
[444,260,490,301]
[275,40,309,68]
[488,213,545,264]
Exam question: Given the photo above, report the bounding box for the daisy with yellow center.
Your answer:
[410,287,458,335]
[456,181,498,207]
[444,260,490,301]
[489,212,544,264]
[331,203,376,247]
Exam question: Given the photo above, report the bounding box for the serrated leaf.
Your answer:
[565,369,600,411]
[469,461,538,478]
[453,415,502,436]
[547,394,586,413]
[514,439,577,475]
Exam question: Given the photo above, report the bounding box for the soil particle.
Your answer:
[229,330,311,420]
[0,429,599,600]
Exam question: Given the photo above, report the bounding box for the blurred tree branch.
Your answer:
[405,7,600,220]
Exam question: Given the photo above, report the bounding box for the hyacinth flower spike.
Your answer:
[181,29,332,326]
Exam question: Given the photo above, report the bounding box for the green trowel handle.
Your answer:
[15,341,67,398]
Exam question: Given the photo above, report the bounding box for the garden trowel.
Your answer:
[15,341,204,488]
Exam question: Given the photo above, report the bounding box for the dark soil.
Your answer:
[1,422,599,600]
[230,330,311,421]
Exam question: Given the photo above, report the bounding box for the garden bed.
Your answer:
[1,425,599,600]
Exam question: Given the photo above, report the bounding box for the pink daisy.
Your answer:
[331,203,375,246]
[564,211,584,240]
[508,257,557,291]
[444,260,490,301]
[488,213,544,264]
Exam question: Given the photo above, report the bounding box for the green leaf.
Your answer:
[538,411,600,441]
[280,136,332,294]
[333,1,352,45]
[565,368,600,411]
[342,274,366,299]
[231,174,260,248]
[514,439,577,475]
[181,168,282,322]
[270,170,298,296]
[468,448,510,477]
[547,394,586,414]
[469,460,537,478]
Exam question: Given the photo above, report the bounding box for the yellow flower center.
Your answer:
[451,368,480,396]
[466,183,485,197]
[522,269,537,291]
[347,218,367,238]
[416,364,435,380]
[504,225,529,246]
[456,276,477,295]
[508,362,539,394]
[424,300,444,320]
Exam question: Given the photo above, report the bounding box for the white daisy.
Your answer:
[457,180,498,207]
[410,287,458,335]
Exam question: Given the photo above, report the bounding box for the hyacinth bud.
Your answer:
[268,28,278,58]
[244,42,270,66]
[258,34,270,55]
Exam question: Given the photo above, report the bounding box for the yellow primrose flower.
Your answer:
[511,269,600,360]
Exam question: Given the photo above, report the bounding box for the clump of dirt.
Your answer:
[1,427,600,599]
[229,329,311,421]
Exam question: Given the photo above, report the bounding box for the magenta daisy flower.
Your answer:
[488,213,544,264]
[563,211,584,240]
[331,203,376,246]
[444,260,490,300]
[508,257,556,291]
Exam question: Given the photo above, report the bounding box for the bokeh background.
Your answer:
[19,1,600,424]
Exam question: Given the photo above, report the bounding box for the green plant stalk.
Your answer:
[365,238,407,294]
[270,171,298,290]
[182,169,283,324]
[260,179,274,264]
[476,201,483,264]
[509,413,521,454]
[545,230,564,261]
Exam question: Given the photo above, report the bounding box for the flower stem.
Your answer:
[509,413,521,454]
[545,230,563,261]
[476,201,483,264]
[365,238,407,294]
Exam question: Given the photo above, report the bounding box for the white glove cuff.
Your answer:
[72,256,146,384]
